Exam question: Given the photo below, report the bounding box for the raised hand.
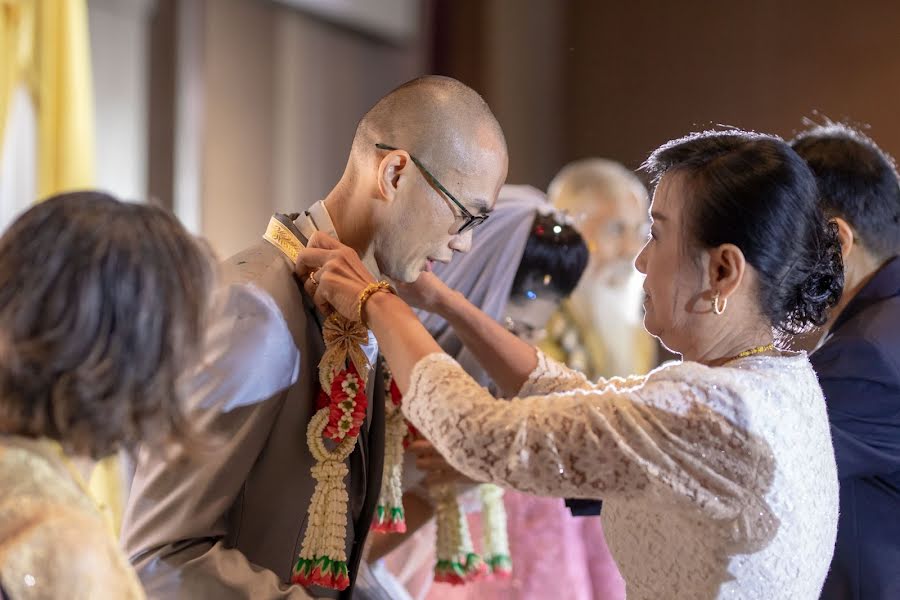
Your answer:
[395,271,455,314]
[294,231,377,321]
[408,439,478,487]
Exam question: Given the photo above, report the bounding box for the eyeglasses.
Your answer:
[375,143,488,234]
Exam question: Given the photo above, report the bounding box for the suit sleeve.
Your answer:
[121,283,312,599]
[812,336,900,479]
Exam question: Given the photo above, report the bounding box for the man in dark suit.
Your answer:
[792,123,900,600]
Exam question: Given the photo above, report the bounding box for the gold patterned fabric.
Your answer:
[539,301,655,380]
[320,312,371,391]
[0,436,144,599]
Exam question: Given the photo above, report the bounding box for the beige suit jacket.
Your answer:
[122,241,385,599]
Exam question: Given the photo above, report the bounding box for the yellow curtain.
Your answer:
[2,0,121,536]
[35,0,95,197]
[0,0,35,151]
[0,0,94,196]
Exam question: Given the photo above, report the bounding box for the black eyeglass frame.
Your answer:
[375,143,488,234]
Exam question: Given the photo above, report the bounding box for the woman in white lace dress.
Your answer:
[297,130,843,599]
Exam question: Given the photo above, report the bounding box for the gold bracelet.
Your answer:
[357,281,396,327]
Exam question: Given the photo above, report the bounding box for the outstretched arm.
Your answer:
[391,273,538,396]
[298,234,560,397]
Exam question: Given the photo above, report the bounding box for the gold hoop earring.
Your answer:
[713,292,727,315]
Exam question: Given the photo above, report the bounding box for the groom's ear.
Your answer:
[377,150,413,204]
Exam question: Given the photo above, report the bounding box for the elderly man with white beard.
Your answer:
[526,159,655,595]
[540,158,656,380]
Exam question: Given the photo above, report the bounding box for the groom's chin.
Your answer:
[390,265,421,285]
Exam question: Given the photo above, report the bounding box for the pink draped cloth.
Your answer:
[425,492,624,600]
[383,491,625,600]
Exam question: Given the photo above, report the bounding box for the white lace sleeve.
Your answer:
[518,349,594,396]
[403,353,775,525]
[517,349,646,398]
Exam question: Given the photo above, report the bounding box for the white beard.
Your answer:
[569,264,646,376]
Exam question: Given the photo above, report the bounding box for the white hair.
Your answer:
[548,158,648,212]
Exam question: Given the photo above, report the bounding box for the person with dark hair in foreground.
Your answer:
[0,192,216,600]
[297,129,843,599]
[791,123,900,600]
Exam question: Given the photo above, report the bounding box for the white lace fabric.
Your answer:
[402,349,838,599]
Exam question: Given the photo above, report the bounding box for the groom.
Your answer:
[121,75,507,599]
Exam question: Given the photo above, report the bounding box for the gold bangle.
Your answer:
[357,281,395,327]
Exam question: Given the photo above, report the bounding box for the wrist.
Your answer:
[433,287,464,318]
[435,288,468,324]
[357,281,394,326]
[362,288,402,330]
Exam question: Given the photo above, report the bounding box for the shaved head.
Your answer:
[332,75,508,283]
[351,76,506,179]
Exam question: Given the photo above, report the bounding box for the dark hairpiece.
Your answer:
[510,212,589,300]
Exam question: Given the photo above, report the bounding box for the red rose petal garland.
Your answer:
[372,371,407,533]
[263,216,378,592]
[292,313,371,591]
[373,360,512,586]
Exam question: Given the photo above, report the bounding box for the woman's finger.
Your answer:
[414,456,443,470]
[414,449,441,464]
[294,246,334,274]
[408,439,436,456]
[415,455,452,473]
[303,273,318,300]
[311,274,336,316]
[306,231,343,250]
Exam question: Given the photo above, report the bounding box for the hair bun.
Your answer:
[780,219,844,334]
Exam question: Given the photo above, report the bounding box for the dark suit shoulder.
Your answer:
[816,295,900,382]
[846,295,900,355]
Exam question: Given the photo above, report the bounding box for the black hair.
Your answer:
[791,122,900,259]
[643,129,844,335]
[510,212,589,301]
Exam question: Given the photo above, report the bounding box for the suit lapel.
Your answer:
[342,358,386,599]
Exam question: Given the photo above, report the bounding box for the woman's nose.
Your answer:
[634,242,649,274]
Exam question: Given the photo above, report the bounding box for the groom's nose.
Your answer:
[448,229,473,253]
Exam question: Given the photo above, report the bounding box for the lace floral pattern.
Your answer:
[403,350,838,599]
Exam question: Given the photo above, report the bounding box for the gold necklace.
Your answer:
[723,343,776,364]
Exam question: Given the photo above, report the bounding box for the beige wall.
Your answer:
[562,1,900,173]
[176,0,427,258]
[89,0,154,202]
[270,9,426,217]
[433,0,900,190]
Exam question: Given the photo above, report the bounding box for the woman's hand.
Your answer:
[395,271,456,314]
[408,439,478,487]
[294,232,377,320]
